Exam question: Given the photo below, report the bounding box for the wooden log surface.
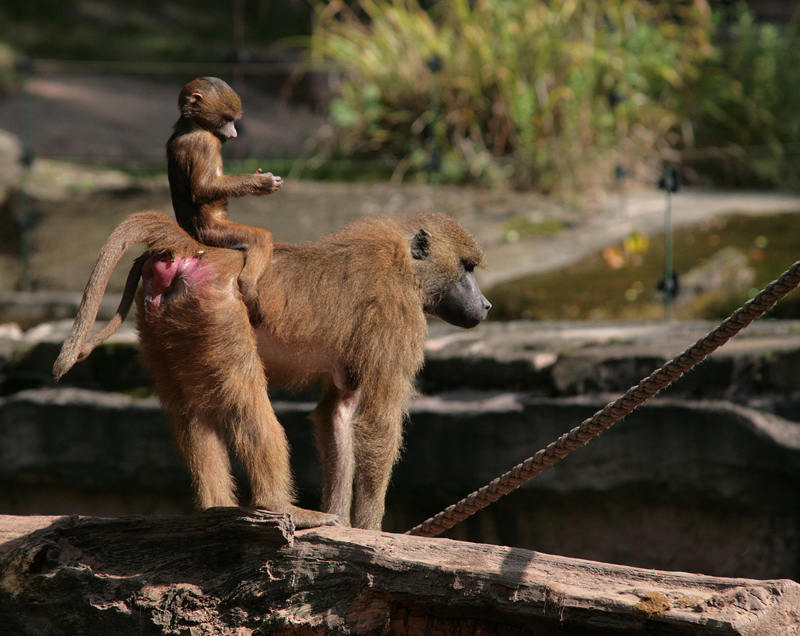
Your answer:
[0,509,798,635]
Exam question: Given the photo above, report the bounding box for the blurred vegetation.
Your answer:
[681,6,800,188]
[0,0,311,63]
[1,1,798,193]
[312,0,800,193]
[487,211,800,322]
[312,0,711,193]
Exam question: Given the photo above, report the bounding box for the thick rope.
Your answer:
[407,260,800,538]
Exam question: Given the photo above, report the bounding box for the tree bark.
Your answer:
[1,509,798,635]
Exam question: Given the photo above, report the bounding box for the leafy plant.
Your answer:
[311,0,714,192]
[679,4,800,187]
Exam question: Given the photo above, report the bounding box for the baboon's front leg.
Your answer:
[351,398,405,531]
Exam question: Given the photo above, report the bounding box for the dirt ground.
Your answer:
[7,170,800,299]
[0,168,558,293]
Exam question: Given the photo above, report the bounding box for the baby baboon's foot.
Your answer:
[236,277,264,326]
[245,299,263,327]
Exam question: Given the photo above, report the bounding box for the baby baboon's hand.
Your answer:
[256,171,283,194]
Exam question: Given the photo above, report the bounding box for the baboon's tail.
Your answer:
[53,211,199,380]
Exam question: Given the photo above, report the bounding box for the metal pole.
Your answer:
[659,167,680,322]
[664,188,673,321]
[17,56,35,292]
[426,55,443,209]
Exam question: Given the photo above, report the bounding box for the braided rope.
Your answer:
[407,260,800,538]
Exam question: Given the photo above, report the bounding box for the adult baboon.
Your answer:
[55,210,490,529]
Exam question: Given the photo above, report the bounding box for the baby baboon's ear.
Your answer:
[411,229,432,260]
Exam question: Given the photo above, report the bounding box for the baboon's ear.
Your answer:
[411,229,432,260]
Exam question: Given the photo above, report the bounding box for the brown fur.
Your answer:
[54,210,488,530]
[167,77,282,321]
[52,211,199,379]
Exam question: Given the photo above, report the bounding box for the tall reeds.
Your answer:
[312,0,714,192]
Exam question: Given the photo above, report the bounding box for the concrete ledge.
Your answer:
[8,319,800,403]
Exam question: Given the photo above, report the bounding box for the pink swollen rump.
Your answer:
[142,255,206,311]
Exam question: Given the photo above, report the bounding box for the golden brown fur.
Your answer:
[54,210,489,530]
[52,211,199,379]
[167,77,282,321]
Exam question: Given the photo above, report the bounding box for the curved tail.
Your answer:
[53,211,199,380]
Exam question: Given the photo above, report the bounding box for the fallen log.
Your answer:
[0,509,798,635]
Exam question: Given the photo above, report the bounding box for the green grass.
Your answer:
[311,0,713,193]
[487,211,800,321]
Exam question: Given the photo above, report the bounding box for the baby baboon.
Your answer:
[168,76,282,321]
[52,78,277,372]
[55,211,490,530]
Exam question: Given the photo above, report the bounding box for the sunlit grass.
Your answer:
[311,0,713,193]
